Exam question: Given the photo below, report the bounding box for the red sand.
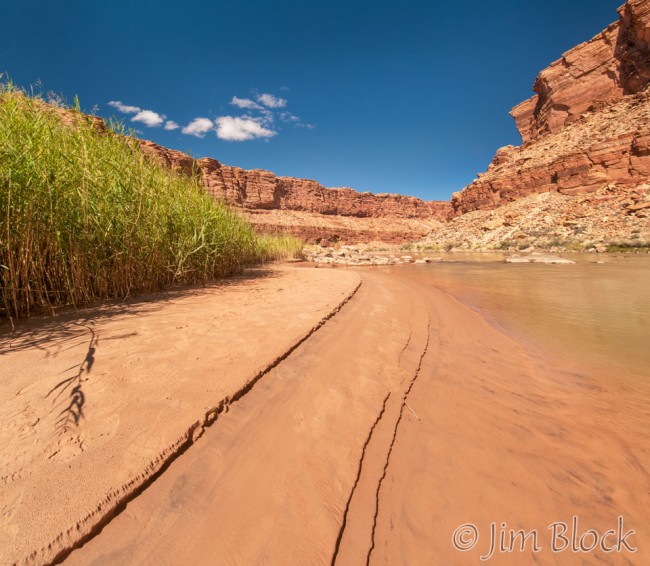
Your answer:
[2,266,649,565]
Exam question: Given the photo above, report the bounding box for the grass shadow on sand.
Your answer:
[2,267,281,433]
[45,323,97,431]
[0,267,280,356]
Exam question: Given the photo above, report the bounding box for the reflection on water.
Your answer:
[408,253,650,379]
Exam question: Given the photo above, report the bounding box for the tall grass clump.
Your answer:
[255,234,304,260]
[0,83,301,320]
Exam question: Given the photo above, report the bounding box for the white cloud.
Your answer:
[215,116,276,141]
[131,110,165,127]
[280,111,300,123]
[258,108,275,125]
[106,90,308,141]
[279,111,315,129]
[182,117,215,137]
[108,100,141,114]
[257,93,287,108]
[109,101,166,128]
[231,96,263,110]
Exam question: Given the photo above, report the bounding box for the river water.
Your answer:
[403,253,650,382]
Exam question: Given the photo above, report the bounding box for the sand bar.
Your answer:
[0,266,360,565]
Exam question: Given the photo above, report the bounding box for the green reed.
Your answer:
[0,83,303,320]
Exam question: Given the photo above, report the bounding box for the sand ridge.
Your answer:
[64,268,430,565]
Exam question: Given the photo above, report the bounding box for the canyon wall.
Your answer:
[196,157,449,219]
[451,0,650,216]
[138,140,449,243]
[81,1,650,244]
[139,140,449,221]
[511,0,649,143]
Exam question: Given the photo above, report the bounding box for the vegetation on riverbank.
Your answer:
[0,83,302,320]
[605,241,650,253]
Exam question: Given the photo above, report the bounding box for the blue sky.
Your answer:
[1,0,621,200]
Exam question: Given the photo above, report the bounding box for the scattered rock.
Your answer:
[505,253,575,264]
[305,247,442,267]
[417,184,649,252]
[482,219,503,231]
[627,201,650,212]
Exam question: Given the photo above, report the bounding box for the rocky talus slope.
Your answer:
[241,208,442,246]
[417,184,650,252]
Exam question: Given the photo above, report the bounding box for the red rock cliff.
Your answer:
[139,139,449,221]
[195,157,449,219]
[451,0,650,216]
[511,0,650,143]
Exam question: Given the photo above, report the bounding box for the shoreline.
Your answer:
[2,264,648,565]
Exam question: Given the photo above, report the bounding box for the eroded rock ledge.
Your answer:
[451,0,650,216]
[511,0,650,143]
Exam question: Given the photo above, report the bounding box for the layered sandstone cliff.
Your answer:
[511,0,650,143]
[452,91,650,214]
[139,140,448,220]
[195,157,449,219]
[139,139,449,243]
[451,0,650,217]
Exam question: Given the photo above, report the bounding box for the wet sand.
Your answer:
[2,265,649,565]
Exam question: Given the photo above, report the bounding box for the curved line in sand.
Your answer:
[47,279,363,565]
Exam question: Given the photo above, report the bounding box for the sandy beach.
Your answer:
[0,266,359,564]
[1,264,648,565]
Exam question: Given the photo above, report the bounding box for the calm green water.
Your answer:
[406,253,650,379]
